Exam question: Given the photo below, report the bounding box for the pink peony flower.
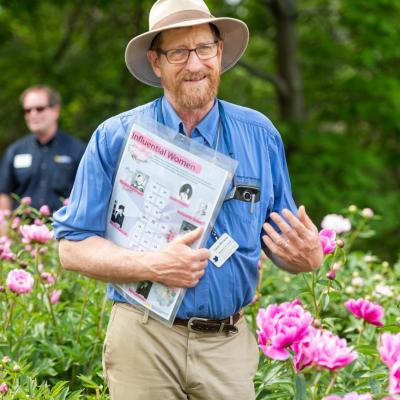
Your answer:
[0,237,15,260]
[379,333,400,368]
[20,196,32,206]
[34,218,43,226]
[40,272,56,285]
[39,205,51,216]
[0,382,8,393]
[390,361,400,394]
[50,290,62,304]
[6,269,34,294]
[345,298,384,326]
[294,329,357,371]
[292,326,317,371]
[321,214,351,234]
[257,299,313,360]
[324,394,372,400]
[11,217,21,230]
[20,224,54,244]
[319,229,337,254]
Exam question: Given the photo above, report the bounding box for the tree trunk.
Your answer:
[269,0,304,122]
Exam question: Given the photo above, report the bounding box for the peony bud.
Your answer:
[313,319,322,328]
[327,270,336,280]
[0,382,8,393]
[18,261,28,269]
[336,239,345,248]
[332,262,342,272]
[12,364,20,372]
[361,208,374,218]
[348,205,358,213]
[20,197,32,206]
[39,205,51,217]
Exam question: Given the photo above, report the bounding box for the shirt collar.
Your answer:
[33,131,59,147]
[161,96,219,147]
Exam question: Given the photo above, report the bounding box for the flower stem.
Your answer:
[324,371,338,396]
[4,296,16,333]
[310,371,321,400]
[311,272,320,319]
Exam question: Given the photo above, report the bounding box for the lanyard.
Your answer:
[155,97,235,242]
[155,97,234,158]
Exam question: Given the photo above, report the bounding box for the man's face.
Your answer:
[148,24,223,111]
[22,90,59,136]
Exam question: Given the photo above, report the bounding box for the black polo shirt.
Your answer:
[0,131,86,212]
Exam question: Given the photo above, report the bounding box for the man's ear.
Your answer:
[147,50,161,78]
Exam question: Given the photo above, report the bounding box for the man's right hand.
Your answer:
[148,227,211,288]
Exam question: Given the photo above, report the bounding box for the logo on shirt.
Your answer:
[54,155,72,164]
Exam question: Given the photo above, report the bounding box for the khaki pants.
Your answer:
[103,302,259,400]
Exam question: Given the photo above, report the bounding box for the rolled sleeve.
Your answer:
[53,119,127,241]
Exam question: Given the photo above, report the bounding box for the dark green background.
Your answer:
[0,0,398,260]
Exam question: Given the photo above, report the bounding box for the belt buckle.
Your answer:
[188,317,209,333]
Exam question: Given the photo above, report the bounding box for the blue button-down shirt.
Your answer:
[53,96,296,319]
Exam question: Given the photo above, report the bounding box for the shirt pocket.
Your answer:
[14,167,32,187]
[51,162,75,196]
[216,198,267,252]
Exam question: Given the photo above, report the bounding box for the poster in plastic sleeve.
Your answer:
[105,117,237,327]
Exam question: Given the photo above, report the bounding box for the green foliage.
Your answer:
[0,203,109,398]
[248,206,400,399]
[0,0,398,260]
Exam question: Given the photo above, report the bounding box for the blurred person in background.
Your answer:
[0,85,86,213]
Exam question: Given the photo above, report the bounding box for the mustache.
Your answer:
[180,71,208,81]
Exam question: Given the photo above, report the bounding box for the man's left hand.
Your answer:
[262,205,323,273]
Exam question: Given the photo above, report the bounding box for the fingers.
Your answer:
[174,226,203,245]
[282,209,308,237]
[196,248,212,261]
[298,205,318,232]
[263,221,289,247]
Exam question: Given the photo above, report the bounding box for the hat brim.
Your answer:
[125,17,249,87]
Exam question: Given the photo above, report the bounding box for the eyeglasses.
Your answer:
[23,106,50,115]
[157,41,219,64]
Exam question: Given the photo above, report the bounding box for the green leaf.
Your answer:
[295,374,307,400]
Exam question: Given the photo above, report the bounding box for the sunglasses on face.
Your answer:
[23,105,50,115]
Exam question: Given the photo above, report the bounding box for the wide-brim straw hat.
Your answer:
[125,0,249,88]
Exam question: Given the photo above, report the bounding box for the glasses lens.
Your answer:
[167,49,189,64]
[196,43,217,59]
[23,106,48,114]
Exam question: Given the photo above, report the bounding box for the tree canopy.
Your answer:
[0,0,398,259]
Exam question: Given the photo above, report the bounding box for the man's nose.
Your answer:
[185,50,203,70]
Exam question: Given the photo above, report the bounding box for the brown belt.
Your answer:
[174,311,243,334]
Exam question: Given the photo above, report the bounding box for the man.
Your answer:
[0,85,85,213]
[54,0,323,399]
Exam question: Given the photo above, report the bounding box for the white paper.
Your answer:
[105,119,237,326]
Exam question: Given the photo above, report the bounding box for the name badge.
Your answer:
[13,154,32,168]
[54,155,72,164]
[209,233,239,268]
